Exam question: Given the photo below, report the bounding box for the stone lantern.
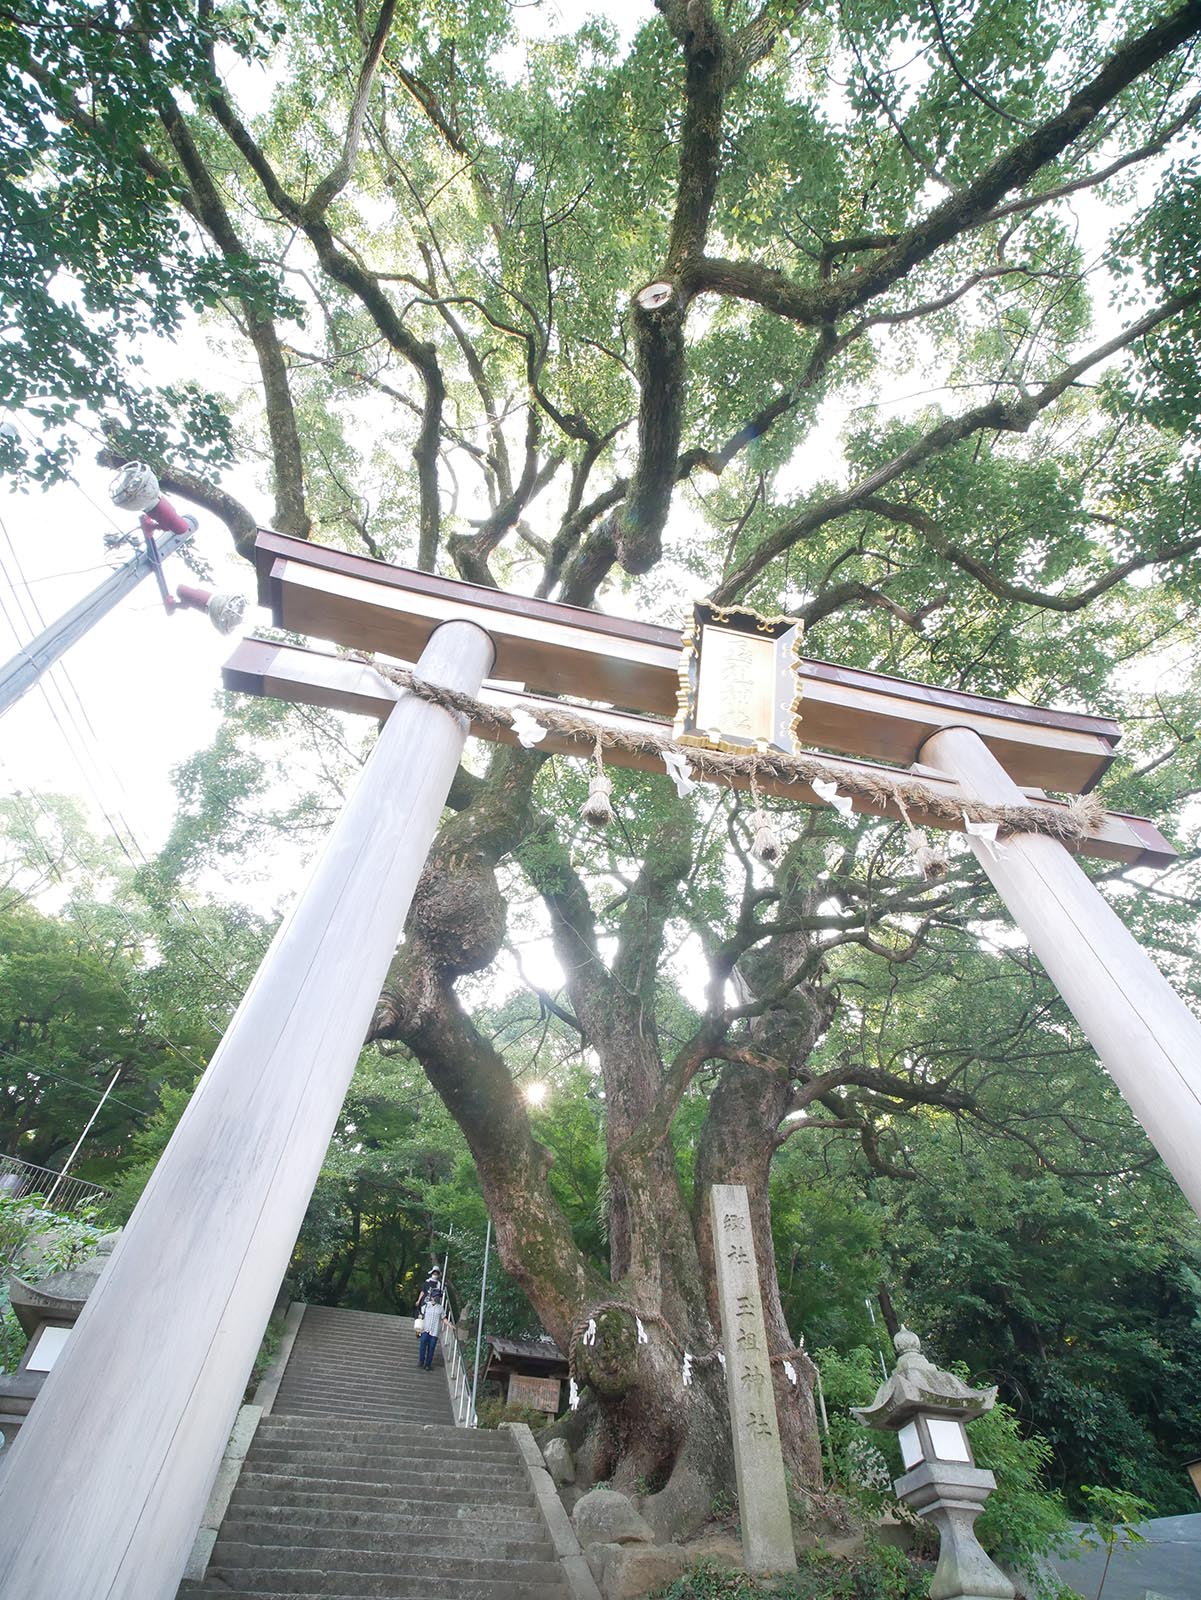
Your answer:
[852,1327,1014,1600]
[0,1232,120,1463]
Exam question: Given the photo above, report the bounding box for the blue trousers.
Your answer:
[418,1331,438,1368]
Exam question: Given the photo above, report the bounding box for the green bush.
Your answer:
[968,1396,1072,1571]
[651,1545,930,1599]
[475,1397,554,1431]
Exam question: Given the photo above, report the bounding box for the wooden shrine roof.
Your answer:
[483,1334,568,1378]
[252,531,1121,795]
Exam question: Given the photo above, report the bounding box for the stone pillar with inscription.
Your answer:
[709,1183,797,1575]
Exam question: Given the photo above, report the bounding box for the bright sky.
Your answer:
[0,454,266,860]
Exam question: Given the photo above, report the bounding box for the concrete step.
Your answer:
[206,1547,564,1584]
[269,1390,452,1413]
[215,1524,555,1561]
[252,1428,514,1457]
[270,1401,454,1427]
[273,1374,439,1393]
[269,1402,454,1425]
[253,1419,514,1454]
[231,1474,536,1510]
[280,1341,420,1359]
[276,1347,426,1364]
[276,1364,431,1382]
[182,1579,567,1600]
[272,1382,448,1405]
[275,1369,444,1382]
[273,1369,447,1388]
[246,1445,520,1476]
[247,1445,527,1477]
[233,1461,527,1494]
[217,1503,546,1539]
[272,1383,450,1403]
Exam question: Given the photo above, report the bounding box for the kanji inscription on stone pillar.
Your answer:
[709,1183,797,1575]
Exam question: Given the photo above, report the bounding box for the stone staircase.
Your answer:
[180,1305,573,1599]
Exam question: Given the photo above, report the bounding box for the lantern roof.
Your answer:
[8,1233,121,1338]
[852,1327,997,1431]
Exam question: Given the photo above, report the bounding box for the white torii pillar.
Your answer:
[0,619,494,1600]
[922,726,1201,1222]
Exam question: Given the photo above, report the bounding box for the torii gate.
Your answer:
[0,530,1197,1600]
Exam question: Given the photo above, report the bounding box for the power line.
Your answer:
[5,562,117,587]
[0,1046,154,1119]
[0,516,248,1006]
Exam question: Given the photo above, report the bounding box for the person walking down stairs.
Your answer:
[416,1265,444,1371]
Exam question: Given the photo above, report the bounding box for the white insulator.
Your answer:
[109,461,161,514]
[206,592,248,635]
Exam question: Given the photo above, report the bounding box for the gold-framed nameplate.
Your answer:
[673,601,803,754]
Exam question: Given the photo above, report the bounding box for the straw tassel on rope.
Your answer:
[749,764,783,866]
[898,800,948,881]
[581,727,614,830]
[907,830,950,880]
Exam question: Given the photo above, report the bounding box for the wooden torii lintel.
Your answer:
[250,528,1122,795]
[223,634,1176,869]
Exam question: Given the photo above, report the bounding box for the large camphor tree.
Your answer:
[6,0,1201,1527]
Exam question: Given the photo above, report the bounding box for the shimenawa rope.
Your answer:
[356,653,1105,846]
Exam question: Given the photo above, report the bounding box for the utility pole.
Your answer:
[0,523,194,717]
[0,461,243,720]
[43,1069,122,1209]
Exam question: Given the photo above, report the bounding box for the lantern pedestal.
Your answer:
[895,1461,1014,1600]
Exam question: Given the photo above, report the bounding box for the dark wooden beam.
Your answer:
[253,530,1120,794]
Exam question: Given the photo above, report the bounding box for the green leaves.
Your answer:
[0,0,283,483]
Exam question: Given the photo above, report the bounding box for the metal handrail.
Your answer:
[440,1311,476,1427]
[0,1156,108,1218]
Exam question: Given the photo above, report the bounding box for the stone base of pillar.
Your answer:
[894,1462,1015,1600]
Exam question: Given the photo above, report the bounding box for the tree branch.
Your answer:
[714,285,1201,602]
[860,495,1201,612]
[689,2,1201,325]
[307,0,397,217]
[207,80,446,567]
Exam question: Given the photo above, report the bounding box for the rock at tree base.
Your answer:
[585,1540,689,1599]
[543,1435,576,1485]
[573,1486,655,1547]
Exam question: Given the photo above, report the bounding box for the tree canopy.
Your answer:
[4,0,1201,1532]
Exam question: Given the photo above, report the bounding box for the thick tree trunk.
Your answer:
[374,754,818,1527]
